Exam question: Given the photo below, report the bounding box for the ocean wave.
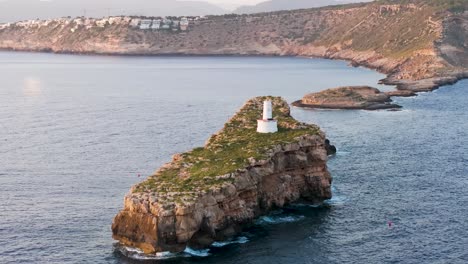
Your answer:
[117,245,212,260]
[324,195,348,206]
[211,236,249,248]
[118,246,181,260]
[118,237,250,260]
[324,186,348,206]
[183,247,211,257]
[257,214,305,225]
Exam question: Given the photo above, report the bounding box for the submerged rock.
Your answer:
[112,96,333,254]
[292,86,402,110]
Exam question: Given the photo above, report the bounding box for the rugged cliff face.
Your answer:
[0,1,466,90]
[112,97,332,253]
[438,13,468,70]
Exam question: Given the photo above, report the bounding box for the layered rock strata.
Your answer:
[112,97,333,253]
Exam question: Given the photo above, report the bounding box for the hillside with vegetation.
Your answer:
[0,0,466,91]
[133,96,320,203]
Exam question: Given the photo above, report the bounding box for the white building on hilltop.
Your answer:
[0,23,10,30]
[180,17,189,31]
[140,19,152,30]
[95,18,108,28]
[108,16,123,25]
[73,18,84,26]
[151,19,161,29]
[257,101,278,133]
[162,17,172,26]
[129,18,140,28]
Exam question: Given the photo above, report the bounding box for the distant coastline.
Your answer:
[0,1,466,97]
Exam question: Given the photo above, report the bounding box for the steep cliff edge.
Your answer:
[112,97,332,253]
[0,1,466,91]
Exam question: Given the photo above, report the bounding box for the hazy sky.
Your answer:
[0,0,371,22]
[186,0,265,4]
[186,0,360,10]
[185,0,266,10]
[0,0,360,11]
[0,0,268,11]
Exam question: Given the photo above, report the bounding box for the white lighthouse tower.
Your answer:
[257,100,278,133]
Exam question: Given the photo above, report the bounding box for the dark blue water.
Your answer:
[0,52,467,264]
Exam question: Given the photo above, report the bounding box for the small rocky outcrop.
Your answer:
[292,86,402,110]
[112,96,333,254]
[325,139,337,156]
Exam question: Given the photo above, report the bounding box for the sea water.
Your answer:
[0,52,467,263]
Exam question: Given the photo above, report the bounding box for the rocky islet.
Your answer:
[112,97,334,253]
[292,86,402,110]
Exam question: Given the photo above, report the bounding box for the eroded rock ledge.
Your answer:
[293,86,402,110]
[112,96,333,254]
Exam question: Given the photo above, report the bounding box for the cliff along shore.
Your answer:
[0,0,467,92]
[112,97,333,253]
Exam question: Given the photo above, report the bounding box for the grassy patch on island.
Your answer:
[133,96,320,203]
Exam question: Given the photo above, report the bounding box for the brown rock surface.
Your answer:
[293,86,401,110]
[384,90,417,97]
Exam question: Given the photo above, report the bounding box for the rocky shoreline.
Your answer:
[380,71,468,94]
[112,97,334,254]
[316,51,468,100]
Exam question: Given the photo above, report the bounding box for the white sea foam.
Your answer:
[324,186,348,206]
[257,215,305,224]
[183,247,211,257]
[211,236,249,247]
[324,195,348,206]
[118,246,181,260]
[117,244,213,260]
[123,246,144,254]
